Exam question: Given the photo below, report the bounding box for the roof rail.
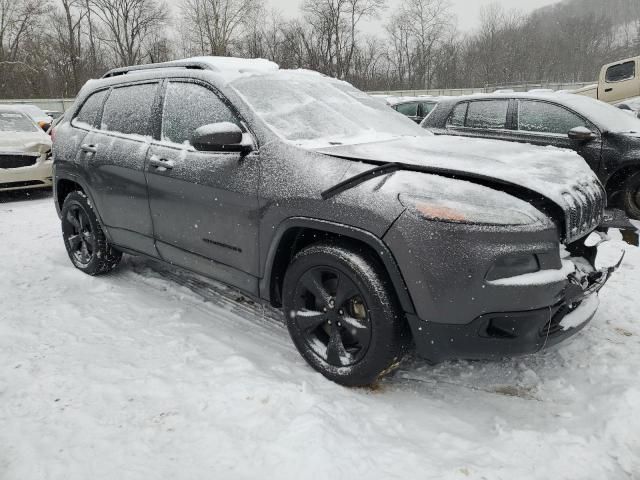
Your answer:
[102,60,213,79]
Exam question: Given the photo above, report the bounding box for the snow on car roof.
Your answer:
[184,56,279,77]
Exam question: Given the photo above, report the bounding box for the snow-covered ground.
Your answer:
[1,190,639,480]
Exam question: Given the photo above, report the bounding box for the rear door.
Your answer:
[80,82,160,256]
[145,80,261,292]
[509,99,603,173]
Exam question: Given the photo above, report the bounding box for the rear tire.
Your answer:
[623,171,640,220]
[282,242,409,387]
[61,191,122,275]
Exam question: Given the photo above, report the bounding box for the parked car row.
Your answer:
[44,57,629,386]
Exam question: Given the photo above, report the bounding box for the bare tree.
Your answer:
[89,0,168,65]
[180,0,262,56]
[301,0,384,79]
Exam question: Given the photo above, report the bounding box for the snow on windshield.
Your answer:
[560,94,640,133]
[231,71,428,147]
[0,111,39,132]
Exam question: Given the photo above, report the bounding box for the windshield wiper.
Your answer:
[321,162,401,200]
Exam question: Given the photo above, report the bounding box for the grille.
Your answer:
[563,179,605,243]
[0,154,38,169]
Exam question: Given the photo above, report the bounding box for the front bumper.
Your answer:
[0,154,53,191]
[407,240,622,363]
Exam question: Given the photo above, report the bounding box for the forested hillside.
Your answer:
[1,0,639,98]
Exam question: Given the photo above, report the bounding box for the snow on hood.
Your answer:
[315,135,603,240]
[0,131,51,154]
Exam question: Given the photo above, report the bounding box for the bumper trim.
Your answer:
[408,296,598,364]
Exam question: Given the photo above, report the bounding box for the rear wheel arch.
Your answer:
[261,218,416,316]
[55,178,85,212]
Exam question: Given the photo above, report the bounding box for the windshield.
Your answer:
[231,72,428,147]
[0,111,39,132]
[566,95,640,133]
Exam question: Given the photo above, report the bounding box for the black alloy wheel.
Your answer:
[60,191,122,275]
[63,204,95,266]
[282,243,409,386]
[292,266,372,367]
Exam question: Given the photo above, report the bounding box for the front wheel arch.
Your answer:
[260,218,416,316]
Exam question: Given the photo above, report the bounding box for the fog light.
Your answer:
[486,255,539,281]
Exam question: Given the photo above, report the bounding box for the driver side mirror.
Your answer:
[191,122,252,153]
[568,126,596,142]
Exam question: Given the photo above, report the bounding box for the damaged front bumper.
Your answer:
[407,236,625,364]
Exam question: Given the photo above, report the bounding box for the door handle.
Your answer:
[81,144,97,154]
[605,88,613,92]
[149,156,175,170]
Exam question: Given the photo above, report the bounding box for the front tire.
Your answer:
[61,191,122,275]
[623,171,640,220]
[282,243,409,387]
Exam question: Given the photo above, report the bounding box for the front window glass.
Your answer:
[465,100,509,129]
[0,111,38,132]
[162,82,241,145]
[518,101,587,134]
[231,72,426,147]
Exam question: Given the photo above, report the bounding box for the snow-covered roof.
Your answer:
[182,56,279,77]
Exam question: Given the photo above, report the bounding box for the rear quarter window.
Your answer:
[447,102,468,127]
[395,102,419,116]
[73,90,107,128]
[100,83,158,137]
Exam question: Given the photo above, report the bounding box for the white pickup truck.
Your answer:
[574,55,640,104]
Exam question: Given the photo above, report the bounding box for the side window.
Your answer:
[395,102,419,117]
[421,102,436,116]
[465,100,509,129]
[100,83,158,136]
[74,90,107,128]
[518,101,587,135]
[162,82,242,146]
[448,102,468,127]
[606,61,636,83]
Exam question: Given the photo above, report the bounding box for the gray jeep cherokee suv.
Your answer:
[52,57,620,386]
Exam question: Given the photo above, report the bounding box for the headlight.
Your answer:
[399,194,541,226]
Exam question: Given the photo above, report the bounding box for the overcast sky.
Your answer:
[267,0,560,31]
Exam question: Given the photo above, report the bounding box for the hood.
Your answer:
[0,131,52,154]
[315,135,604,242]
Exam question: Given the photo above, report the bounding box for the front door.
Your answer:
[145,80,261,293]
[509,100,603,173]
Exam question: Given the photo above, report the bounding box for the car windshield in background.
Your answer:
[231,72,427,147]
[566,95,640,133]
[0,111,39,132]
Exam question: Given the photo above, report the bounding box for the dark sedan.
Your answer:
[422,93,640,219]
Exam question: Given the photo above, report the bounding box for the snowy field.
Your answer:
[1,189,639,480]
